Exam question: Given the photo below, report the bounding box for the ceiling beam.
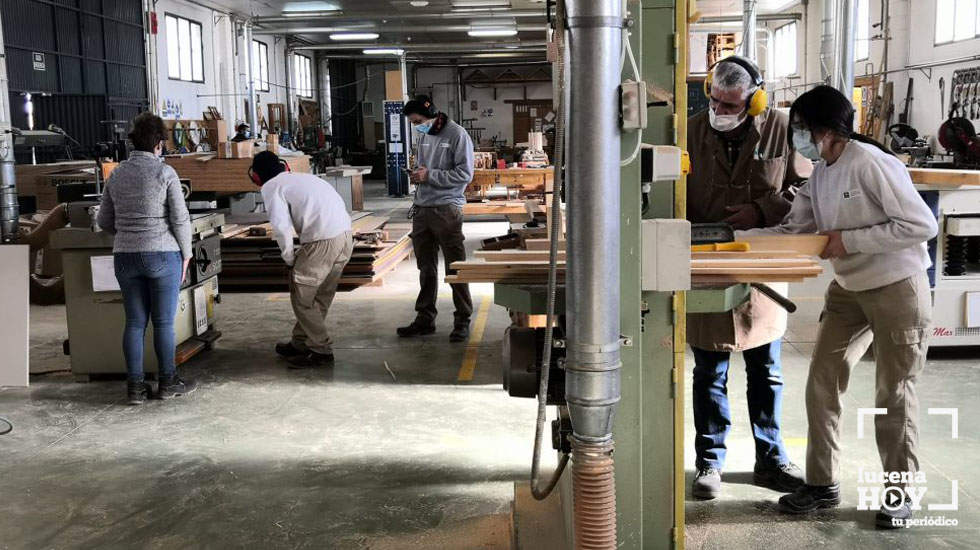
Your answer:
[258,24,546,34]
[253,9,546,25]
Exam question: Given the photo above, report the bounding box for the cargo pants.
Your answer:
[410,204,473,327]
[805,273,932,487]
[289,231,354,355]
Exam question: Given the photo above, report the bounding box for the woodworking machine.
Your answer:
[51,210,224,379]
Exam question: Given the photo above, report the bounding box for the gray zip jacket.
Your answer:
[97,151,192,260]
[414,119,474,207]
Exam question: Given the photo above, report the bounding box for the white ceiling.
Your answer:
[695,0,800,17]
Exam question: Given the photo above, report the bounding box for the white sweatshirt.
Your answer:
[739,141,937,291]
[261,172,352,266]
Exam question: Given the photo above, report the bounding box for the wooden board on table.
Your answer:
[463,202,546,215]
[475,250,566,262]
[691,258,817,269]
[739,234,829,256]
[908,167,980,187]
[524,239,566,251]
[692,274,806,284]
[163,153,311,194]
[691,266,822,276]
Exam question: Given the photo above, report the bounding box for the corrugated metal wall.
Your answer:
[2,0,147,156]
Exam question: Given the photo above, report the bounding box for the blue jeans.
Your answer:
[691,340,788,470]
[114,252,182,383]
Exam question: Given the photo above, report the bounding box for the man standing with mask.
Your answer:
[397,95,475,343]
[686,56,812,500]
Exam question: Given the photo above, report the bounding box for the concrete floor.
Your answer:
[1,181,978,549]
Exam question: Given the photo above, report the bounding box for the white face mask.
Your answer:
[709,107,747,132]
[792,128,824,161]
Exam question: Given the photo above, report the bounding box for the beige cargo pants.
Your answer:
[806,273,931,487]
[289,232,354,355]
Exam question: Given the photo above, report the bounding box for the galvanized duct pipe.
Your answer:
[253,10,545,25]
[243,21,258,134]
[741,0,758,61]
[838,0,856,96]
[258,24,545,34]
[820,0,839,85]
[566,0,622,546]
[0,7,16,244]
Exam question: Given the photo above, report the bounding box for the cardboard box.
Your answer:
[216,142,231,159]
[230,141,253,159]
[385,70,405,101]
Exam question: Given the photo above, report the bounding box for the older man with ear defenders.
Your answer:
[686,56,813,500]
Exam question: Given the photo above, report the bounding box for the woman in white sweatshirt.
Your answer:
[740,85,938,528]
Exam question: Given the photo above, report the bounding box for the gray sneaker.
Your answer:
[876,495,912,529]
[692,468,722,500]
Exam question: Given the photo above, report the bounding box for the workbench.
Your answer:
[468,168,553,199]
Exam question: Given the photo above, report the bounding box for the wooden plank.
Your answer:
[690,258,817,268]
[524,239,566,251]
[475,250,566,262]
[163,153,312,194]
[907,167,980,187]
[691,251,809,260]
[691,266,822,276]
[739,234,829,256]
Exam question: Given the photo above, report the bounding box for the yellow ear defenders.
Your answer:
[703,55,768,117]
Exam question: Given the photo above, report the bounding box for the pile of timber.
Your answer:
[447,235,826,285]
[219,213,413,291]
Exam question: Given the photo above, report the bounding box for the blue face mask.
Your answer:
[792,128,823,161]
[415,122,432,134]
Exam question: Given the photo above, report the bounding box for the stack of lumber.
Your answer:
[219,213,413,291]
[446,235,826,285]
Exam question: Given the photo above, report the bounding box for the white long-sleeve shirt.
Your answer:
[739,141,937,291]
[260,172,352,266]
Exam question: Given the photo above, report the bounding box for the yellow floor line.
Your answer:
[457,295,492,382]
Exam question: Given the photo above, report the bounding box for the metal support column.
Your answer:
[243,21,258,135]
[741,0,758,61]
[838,0,857,96]
[0,6,17,243]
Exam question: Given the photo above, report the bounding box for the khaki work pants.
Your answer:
[806,273,931,487]
[289,232,354,355]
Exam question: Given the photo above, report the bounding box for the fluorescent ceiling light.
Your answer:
[330,32,380,41]
[409,0,429,5]
[282,1,341,13]
[468,28,518,37]
[452,0,510,6]
[363,48,405,55]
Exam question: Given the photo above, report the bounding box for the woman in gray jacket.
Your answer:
[97,113,197,404]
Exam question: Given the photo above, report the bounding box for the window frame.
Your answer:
[252,39,270,93]
[294,53,314,99]
[854,0,870,62]
[934,0,980,46]
[164,13,205,84]
[771,21,798,79]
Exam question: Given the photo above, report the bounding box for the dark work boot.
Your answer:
[397,321,436,338]
[275,341,307,358]
[778,484,842,514]
[127,380,151,406]
[754,461,805,493]
[449,324,470,343]
[157,376,198,400]
[287,351,335,369]
[692,468,722,500]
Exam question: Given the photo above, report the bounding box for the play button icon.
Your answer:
[883,488,906,510]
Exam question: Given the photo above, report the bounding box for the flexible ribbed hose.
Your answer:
[572,440,617,549]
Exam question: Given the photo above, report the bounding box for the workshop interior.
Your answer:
[0,0,978,548]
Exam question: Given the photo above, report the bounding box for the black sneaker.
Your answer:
[778,483,841,514]
[754,461,805,493]
[450,324,470,343]
[692,468,722,500]
[275,341,307,357]
[876,495,912,529]
[127,380,151,406]
[287,351,335,369]
[157,376,198,400]
[397,321,436,338]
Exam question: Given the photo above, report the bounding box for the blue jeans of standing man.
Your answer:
[114,252,183,383]
[691,340,788,470]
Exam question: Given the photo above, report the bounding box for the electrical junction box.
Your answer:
[621,79,648,130]
[641,218,691,291]
[641,145,684,182]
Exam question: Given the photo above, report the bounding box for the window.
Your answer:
[165,14,204,82]
[771,22,797,78]
[855,0,870,61]
[294,54,313,98]
[935,0,980,44]
[252,40,270,92]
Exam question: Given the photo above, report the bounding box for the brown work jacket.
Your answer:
[686,107,812,352]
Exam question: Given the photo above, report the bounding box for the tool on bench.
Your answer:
[690,223,799,313]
